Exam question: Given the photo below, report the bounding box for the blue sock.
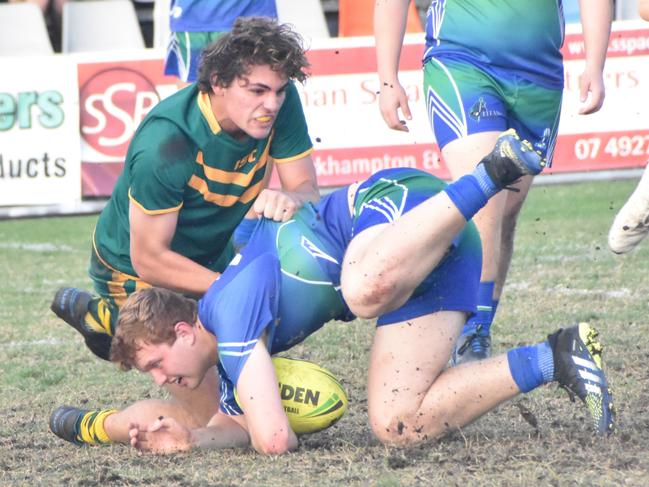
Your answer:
[507,341,555,393]
[462,281,495,336]
[444,175,490,221]
[473,163,499,197]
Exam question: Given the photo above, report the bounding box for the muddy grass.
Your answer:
[2,181,649,485]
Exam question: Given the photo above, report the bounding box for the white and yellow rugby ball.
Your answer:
[234,357,348,434]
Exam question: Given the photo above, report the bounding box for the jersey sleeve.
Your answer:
[269,82,313,163]
[198,251,281,415]
[216,362,243,415]
[127,118,195,214]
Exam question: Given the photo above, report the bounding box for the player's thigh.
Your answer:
[165,366,221,427]
[340,223,387,295]
[367,311,466,420]
[89,246,151,308]
[341,167,450,277]
[424,58,508,176]
[508,78,563,165]
[443,131,503,179]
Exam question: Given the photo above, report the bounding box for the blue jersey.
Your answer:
[198,168,481,415]
[169,0,277,32]
[199,192,353,414]
[423,0,565,89]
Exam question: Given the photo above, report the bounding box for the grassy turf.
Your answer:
[2,179,649,486]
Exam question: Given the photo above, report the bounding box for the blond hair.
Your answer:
[110,287,197,370]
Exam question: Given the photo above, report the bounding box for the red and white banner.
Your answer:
[76,20,649,197]
[2,20,647,206]
[75,51,181,196]
[0,56,81,206]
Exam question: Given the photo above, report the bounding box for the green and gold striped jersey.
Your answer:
[93,82,313,276]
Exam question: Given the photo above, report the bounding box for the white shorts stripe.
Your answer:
[219,350,254,357]
[219,339,258,348]
[427,88,466,139]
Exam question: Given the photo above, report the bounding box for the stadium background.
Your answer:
[3,2,649,485]
[1,0,648,216]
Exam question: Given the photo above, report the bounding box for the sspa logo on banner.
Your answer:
[78,60,179,162]
[80,67,160,158]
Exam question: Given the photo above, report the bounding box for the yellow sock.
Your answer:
[83,300,113,336]
[77,409,117,445]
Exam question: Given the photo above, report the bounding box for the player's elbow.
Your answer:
[253,429,296,455]
[130,249,158,282]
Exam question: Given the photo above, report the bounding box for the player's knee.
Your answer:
[369,410,448,446]
[342,273,398,319]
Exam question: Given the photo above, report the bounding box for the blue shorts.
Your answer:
[423,58,563,166]
[350,168,482,325]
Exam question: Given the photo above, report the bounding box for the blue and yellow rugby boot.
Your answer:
[547,322,616,435]
[479,128,546,190]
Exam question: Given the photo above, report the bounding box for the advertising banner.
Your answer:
[77,52,180,196]
[0,56,81,206]
[296,21,649,187]
[77,20,649,196]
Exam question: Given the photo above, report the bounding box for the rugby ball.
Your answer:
[272,357,348,434]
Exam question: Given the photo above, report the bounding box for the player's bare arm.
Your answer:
[578,0,613,114]
[129,412,249,454]
[374,0,412,131]
[129,203,220,295]
[253,154,320,222]
[236,341,298,454]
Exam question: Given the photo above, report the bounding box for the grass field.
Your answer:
[2,179,649,486]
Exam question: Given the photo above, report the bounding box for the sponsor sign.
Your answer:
[78,20,649,196]
[77,56,180,195]
[0,56,81,206]
[271,21,649,187]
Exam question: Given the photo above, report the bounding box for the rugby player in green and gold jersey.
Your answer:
[51,17,320,360]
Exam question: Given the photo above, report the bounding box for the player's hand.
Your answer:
[128,417,192,454]
[252,189,300,222]
[578,67,606,115]
[378,80,411,132]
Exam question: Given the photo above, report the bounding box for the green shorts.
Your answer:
[88,244,151,309]
[164,31,225,82]
[424,58,563,165]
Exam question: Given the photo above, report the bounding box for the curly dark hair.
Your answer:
[197,17,310,92]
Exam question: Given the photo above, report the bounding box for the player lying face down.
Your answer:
[50,131,614,454]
